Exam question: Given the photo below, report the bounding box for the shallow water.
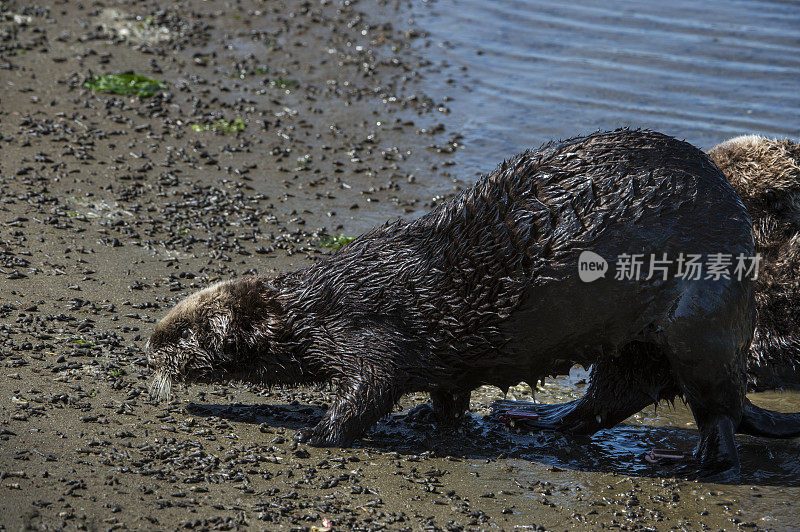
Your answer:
[470,369,800,486]
[412,0,800,174]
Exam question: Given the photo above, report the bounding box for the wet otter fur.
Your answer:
[708,135,800,391]
[148,129,800,480]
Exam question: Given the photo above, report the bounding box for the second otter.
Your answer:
[708,135,800,391]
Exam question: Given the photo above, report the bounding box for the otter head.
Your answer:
[709,135,800,219]
[146,276,286,401]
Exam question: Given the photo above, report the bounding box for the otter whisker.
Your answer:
[149,370,173,402]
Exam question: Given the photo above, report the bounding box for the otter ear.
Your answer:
[260,280,281,307]
[259,282,286,334]
[208,312,232,338]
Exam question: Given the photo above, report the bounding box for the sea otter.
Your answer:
[492,135,800,436]
[147,129,800,480]
[708,135,800,391]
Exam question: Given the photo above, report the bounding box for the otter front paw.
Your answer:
[295,419,357,447]
[307,428,353,447]
[293,427,315,443]
[293,424,349,447]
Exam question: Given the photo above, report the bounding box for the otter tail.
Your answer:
[738,398,800,438]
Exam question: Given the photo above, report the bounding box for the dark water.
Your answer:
[413,0,800,173]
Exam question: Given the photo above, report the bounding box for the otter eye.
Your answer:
[181,329,191,340]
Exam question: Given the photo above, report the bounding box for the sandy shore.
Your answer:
[1,1,798,530]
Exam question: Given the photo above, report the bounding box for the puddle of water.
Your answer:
[412,0,800,174]
[496,367,800,480]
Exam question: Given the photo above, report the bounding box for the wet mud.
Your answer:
[2,0,800,530]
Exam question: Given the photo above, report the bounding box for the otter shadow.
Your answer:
[185,401,325,429]
[186,401,800,487]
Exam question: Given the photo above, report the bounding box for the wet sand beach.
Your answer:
[2,0,800,530]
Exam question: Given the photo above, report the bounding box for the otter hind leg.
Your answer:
[431,389,471,426]
[404,389,471,427]
[660,281,753,480]
[492,342,677,434]
[666,356,745,480]
[682,408,740,482]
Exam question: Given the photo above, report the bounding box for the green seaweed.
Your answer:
[84,73,167,98]
[296,154,312,169]
[190,118,245,134]
[271,78,298,89]
[71,338,93,346]
[230,66,269,79]
[137,15,154,31]
[319,234,355,250]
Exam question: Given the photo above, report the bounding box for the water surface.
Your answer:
[413,0,800,173]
